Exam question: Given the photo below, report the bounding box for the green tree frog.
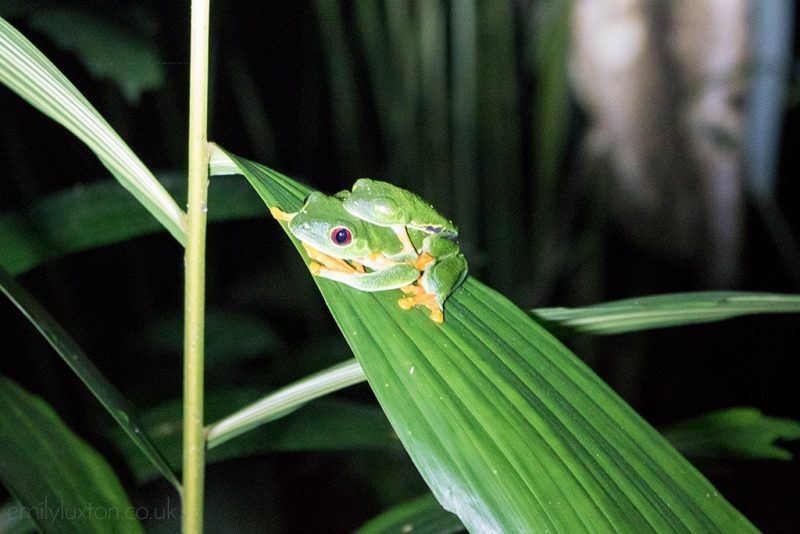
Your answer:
[271,179,467,323]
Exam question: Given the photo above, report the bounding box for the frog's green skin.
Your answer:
[278,180,468,321]
[285,192,420,291]
[341,178,458,238]
[289,192,414,262]
[341,178,464,292]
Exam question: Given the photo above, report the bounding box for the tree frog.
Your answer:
[271,179,467,323]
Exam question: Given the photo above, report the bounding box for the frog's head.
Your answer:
[287,192,378,259]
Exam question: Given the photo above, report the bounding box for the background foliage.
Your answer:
[1,1,798,532]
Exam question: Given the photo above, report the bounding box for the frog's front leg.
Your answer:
[301,242,365,274]
[420,254,468,303]
[301,242,419,292]
[315,262,421,292]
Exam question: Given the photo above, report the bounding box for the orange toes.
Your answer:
[397,296,414,310]
[397,290,443,323]
[400,284,423,295]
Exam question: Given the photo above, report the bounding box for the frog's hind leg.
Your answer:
[397,288,443,323]
[398,254,467,323]
[419,254,467,301]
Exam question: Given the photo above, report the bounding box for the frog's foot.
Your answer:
[412,252,435,271]
[270,206,296,222]
[398,287,444,324]
[399,284,422,295]
[302,243,357,274]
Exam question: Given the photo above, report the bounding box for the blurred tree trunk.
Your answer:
[571,0,749,286]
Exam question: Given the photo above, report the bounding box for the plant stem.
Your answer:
[182,0,210,532]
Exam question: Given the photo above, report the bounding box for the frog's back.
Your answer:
[346,179,457,237]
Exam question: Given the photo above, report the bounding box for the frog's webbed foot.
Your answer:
[398,284,444,324]
[270,206,296,222]
[302,243,362,274]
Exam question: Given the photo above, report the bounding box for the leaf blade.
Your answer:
[0,16,185,243]
[0,175,264,275]
[662,408,800,461]
[534,291,800,335]
[0,267,181,490]
[0,376,143,534]
[356,494,463,534]
[206,359,366,449]
[214,149,757,533]
[107,391,396,484]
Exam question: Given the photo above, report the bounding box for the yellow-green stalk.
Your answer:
[183,0,210,532]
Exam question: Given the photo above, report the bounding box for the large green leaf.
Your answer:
[0,17,185,243]
[0,376,143,534]
[0,267,180,490]
[211,148,756,532]
[0,175,264,275]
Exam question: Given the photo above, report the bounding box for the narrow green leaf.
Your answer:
[0,17,185,243]
[0,175,264,275]
[206,359,366,448]
[212,148,757,532]
[0,267,180,491]
[476,1,522,291]
[534,291,800,335]
[529,0,572,281]
[313,0,367,172]
[108,390,396,484]
[662,408,800,461]
[0,376,143,534]
[450,0,479,247]
[356,494,463,534]
[353,0,419,181]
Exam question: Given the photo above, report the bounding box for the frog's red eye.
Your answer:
[331,226,352,245]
